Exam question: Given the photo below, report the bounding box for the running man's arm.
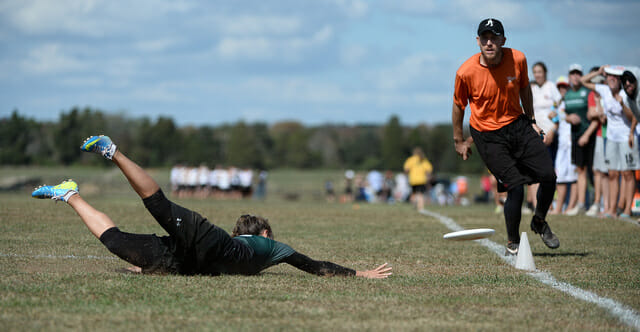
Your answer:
[521,84,543,136]
[282,252,391,278]
[452,103,473,160]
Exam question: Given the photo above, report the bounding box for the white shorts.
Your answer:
[605,138,639,171]
[555,143,577,183]
[592,136,608,173]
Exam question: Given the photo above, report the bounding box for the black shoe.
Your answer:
[530,216,560,249]
[505,241,519,256]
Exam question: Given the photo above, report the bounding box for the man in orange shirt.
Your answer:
[451,18,559,255]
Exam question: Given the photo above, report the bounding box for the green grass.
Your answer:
[0,167,639,330]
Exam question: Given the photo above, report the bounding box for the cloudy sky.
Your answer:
[1,0,639,126]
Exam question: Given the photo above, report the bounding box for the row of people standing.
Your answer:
[170,165,267,200]
[531,62,640,218]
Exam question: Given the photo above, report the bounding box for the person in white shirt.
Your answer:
[527,62,563,213]
[550,77,578,215]
[581,65,637,218]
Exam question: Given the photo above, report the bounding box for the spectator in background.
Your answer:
[563,64,593,215]
[380,170,395,203]
[489,173,506,214]
[585,68,609,217]
[403,147,433,211]
[582,65,638,218]
[325,179,335,203]
[254,170,268,201]
[393,172,411,203]
[366,169,384,202]
[622,67,640,120]
[550,76,579,215]
[239,168,253,199]
[526,61,563,213]
[341,170,355,203]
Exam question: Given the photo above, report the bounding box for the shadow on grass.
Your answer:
[533,252,590,257]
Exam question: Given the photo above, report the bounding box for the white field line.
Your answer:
[0,252,117,260]
[420,209,640,331]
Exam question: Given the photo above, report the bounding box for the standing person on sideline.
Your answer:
[451,18,559,255]
[582,66,638,218]
[563,64,594,215]
[526,61,563,213]
[585,68,609,217]
[550,76,579,215]
[403,147,433,211]
[30,135,392,278]
[622,67,640,120]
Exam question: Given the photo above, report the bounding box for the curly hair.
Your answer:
[231,214,273,239]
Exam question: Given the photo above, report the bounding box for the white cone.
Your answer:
[515,232,536,271]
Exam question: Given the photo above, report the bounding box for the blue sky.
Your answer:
[1,0,639,126]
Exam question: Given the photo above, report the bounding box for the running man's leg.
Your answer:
[504,185,524,243]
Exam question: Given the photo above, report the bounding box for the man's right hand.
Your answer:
[454,138,473,160]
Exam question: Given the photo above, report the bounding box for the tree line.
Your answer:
[1,108,486,174]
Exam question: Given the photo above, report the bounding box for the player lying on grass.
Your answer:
[31,135,392,278]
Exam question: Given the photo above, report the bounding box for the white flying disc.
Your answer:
[443,228,495,241]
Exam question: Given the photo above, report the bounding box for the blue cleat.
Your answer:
[80,135,117,160]
[32,180,79,202]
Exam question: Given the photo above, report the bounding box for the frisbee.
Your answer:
[443,228,495,241]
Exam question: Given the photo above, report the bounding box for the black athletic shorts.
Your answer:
[100,190,251,275]
[470,115,556,193]
[411,184,427,193]
[571,131,595,168]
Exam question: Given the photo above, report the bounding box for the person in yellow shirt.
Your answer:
[403,147,433,211]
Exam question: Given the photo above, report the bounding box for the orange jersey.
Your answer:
[453,48,529,132]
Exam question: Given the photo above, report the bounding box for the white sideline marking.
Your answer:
[420,209,640,331]
[0,253,117,260]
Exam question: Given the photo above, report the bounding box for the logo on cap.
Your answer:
[477,18,504,36]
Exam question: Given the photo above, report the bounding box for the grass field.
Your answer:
[1,167,639,330]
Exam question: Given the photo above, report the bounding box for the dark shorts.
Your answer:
[101,190,251,275]
[411,184,427,193]
[571,132,595,168]
[470,116,556,193]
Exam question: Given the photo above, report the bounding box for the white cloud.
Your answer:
[134,39,177,53]
[215,25,334,62]
[381,0,536,28]
[21,43,87,74]
[380,0,438,14]
[340,45,368,66]
[2,0,195,37]
[214,15,302,36]
[372,53,442,91]
[332,0,369,18]
[550,0,640,29]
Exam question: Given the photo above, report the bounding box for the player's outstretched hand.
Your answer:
[356,263,392,279]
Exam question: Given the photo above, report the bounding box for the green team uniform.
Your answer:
[220,235,296,275]
[100,190,356,277]
[563,86,590,135]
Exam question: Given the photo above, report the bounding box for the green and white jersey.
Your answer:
[221,235,296,275]
[563,86,590,135]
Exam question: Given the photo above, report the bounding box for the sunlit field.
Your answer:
[1,167,639,330]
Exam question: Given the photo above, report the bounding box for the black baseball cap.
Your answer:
[477,18,504,36]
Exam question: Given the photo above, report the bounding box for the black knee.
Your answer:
[99,227,130,257]
[99,227,158,269]
[506,185,524,201]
